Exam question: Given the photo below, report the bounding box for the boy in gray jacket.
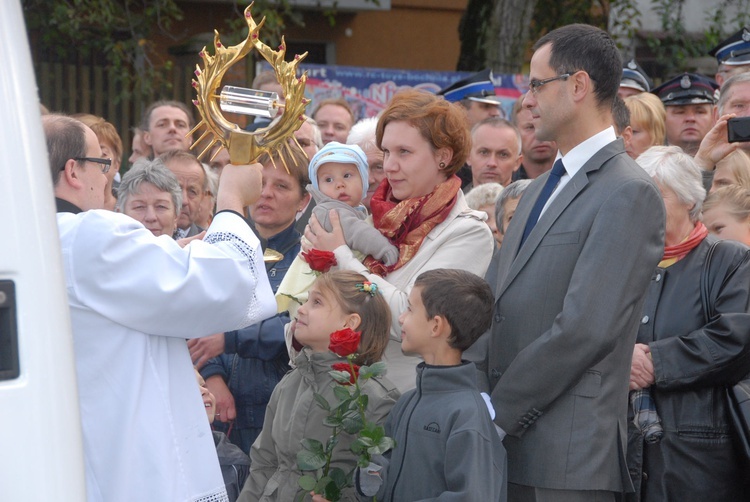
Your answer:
[357,268,507,501]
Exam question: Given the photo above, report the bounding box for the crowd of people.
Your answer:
[47,22,750,502]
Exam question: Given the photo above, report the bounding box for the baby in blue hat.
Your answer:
[305,141,398,266]
[275,142,399,320]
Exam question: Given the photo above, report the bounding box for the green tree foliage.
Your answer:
[23,0,184,101]
[22,0,333,102]
[460,0,750,77]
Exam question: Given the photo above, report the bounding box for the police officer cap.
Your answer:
[651,73,719,106]
[438,69,500,105]
[620,59,653,92]
[709,27,750,66]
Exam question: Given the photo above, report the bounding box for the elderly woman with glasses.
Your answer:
[627,145,750,501]
[116,158,182,239]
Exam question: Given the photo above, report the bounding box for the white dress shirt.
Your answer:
[541,126,617,216]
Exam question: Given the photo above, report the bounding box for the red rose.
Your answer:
[302,249,337,273]
[329,328,361,357]
[331,362,360,385]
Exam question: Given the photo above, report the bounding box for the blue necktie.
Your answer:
[519,158,566,248]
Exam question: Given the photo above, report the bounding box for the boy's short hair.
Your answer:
[414,269,494,351]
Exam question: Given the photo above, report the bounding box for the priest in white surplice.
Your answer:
[44,114,277,502]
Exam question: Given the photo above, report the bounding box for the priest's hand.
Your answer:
[216,162,263,213]
[177,231,205,248]
[189,333,225,369]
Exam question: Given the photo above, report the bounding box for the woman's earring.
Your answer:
[439,162,446,169]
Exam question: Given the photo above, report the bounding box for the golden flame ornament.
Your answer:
[188,2,309,170]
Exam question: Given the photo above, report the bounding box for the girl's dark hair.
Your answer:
[315,270,391,365]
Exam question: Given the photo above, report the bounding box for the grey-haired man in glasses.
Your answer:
[482,24,665,502]
[44,114,276,502]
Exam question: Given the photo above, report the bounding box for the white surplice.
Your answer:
[57,209,276,502]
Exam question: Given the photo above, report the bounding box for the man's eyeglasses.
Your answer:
[61,157,112,174]
[528,73,571,94]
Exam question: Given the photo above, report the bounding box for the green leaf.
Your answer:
[333,385,352,401]
[350,438,365,454]
[330,370,353,385]
[298,474,317,491]
[370,436,396,455]
[356,437,375,448]
[323,415,343,428]
[360,361,387,379]
[329,467,350,488]
[297,448,327,471]
[359,422,384,441]
[357,455,371,468]
[299,438,325,455]
[341,414,364,435]
[314,475,344,502]
[313,393,331,412]
[325,434,340,454]
[315,476,332,492]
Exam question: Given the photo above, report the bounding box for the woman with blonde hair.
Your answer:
[624,93,666,159]
[702,184,750,246]
[710,149,750,193]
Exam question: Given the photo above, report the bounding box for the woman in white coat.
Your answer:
[306,89,494,391]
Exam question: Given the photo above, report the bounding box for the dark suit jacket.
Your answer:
[486,139,665,492]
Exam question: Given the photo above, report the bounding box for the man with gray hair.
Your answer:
[46,113,276,502]
[465,118,523,190]
[160,149,209,239]
[693,72,750,186]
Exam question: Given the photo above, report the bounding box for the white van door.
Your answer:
[0,1,87,500]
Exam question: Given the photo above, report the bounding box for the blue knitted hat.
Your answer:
[308,141,369,197]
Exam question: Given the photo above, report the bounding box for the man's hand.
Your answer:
[304,210,346,252]
[216,162,263,213]
[188,332,225,369]
[694,114,739,171]
[205,375,236,423]
[630,343,655,390]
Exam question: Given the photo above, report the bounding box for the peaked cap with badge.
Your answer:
[651,73,719,106]
[437,69,500,105]
[621,59,653,93]
[709,27,750,66]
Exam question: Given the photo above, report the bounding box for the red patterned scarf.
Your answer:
[364,175,461,276]
[659,221,709,268]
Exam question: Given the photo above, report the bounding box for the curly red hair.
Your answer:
[375,89,470,176]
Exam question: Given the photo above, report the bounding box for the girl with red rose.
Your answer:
[239,271,400,502]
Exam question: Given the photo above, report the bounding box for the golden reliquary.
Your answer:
[188,2,310,170]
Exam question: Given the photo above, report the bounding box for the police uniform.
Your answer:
[438,68,503,108]
[709,27,750,68]
[620,59,653,93]
[651,73,718,107]
[438,69,504,189]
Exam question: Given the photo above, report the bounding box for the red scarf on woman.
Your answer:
[364,175,462,276]
[659,221,709,268]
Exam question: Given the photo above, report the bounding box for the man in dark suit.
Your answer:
[485,24,666,502]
